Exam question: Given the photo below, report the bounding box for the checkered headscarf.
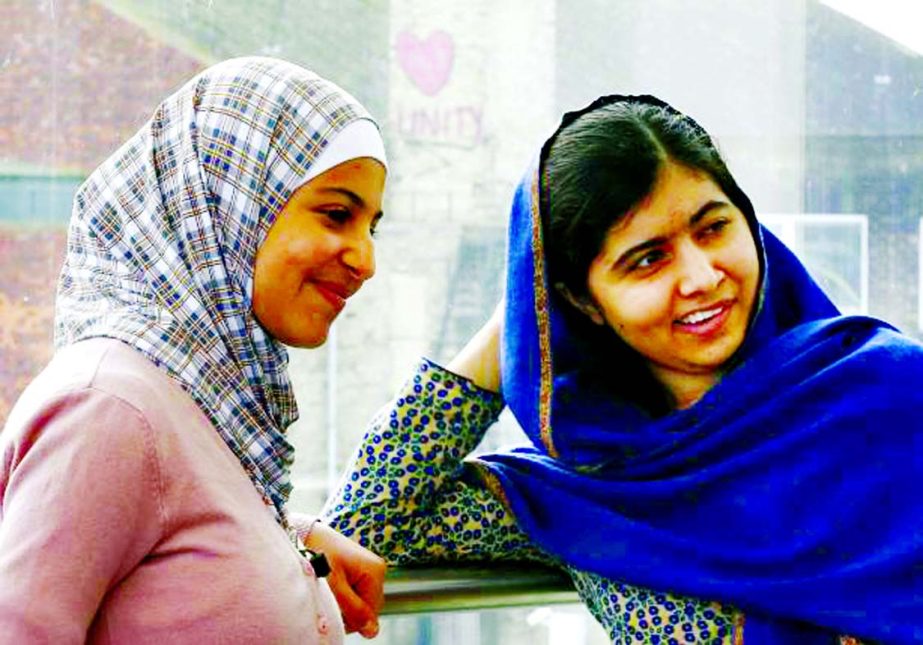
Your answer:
[55,56,378,521]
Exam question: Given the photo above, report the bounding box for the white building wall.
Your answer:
[288,0,559,512]
[288,0,809,513]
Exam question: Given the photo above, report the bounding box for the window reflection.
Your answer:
[2,2,921,642]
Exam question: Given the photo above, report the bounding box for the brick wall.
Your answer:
[0,0,203,173]
[0,0,204,423]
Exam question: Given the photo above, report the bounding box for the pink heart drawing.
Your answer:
[396,29,455,97]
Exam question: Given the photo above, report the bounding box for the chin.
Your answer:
[280,326,330,349]
[299,333,329,349]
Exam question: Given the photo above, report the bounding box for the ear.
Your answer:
[554,283,606,326]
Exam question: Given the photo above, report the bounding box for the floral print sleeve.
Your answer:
[323,359,866,645]
[322,358,545,564]
[569,570,743,645]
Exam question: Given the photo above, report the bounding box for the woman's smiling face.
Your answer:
[583,161,760,406]
[252,157,385,348]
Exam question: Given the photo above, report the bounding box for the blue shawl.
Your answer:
[477,153,923,643]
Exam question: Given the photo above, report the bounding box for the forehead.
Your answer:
[607,164,727,238]
[313,158,385,184]
[642,163,723,213]
[300,158,386,205]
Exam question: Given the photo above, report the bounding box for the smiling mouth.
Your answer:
[674,301,733,334]
[678,305,725,325]
[314,282,348,312]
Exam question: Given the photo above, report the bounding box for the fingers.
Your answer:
[307,524,386,637]
[355,555,387,614]
[353,561,385,637]
[327,568,379,637]
[358,618,380,639]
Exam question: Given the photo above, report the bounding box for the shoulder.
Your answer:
[413,358,505,410]
[1,344,166,503]
[834,317,923,374]
[3,338,201,458]
[81,338,202,424]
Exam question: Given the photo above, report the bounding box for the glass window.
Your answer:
[3,2,921,642]
[761,213,869,314]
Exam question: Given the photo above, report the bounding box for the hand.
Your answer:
[306,522,386,638]
[447,300,503,392]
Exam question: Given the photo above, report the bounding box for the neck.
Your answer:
[649,367,717,410]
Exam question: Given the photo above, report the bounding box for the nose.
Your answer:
[676,243,723,297]
[342,231,376,281]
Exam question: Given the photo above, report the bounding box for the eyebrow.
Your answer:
[317,187,384,218]
[688,199,728,225]
[613,199,730,268]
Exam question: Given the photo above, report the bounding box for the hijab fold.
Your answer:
[480,140,923,644]
[55,57,382,523]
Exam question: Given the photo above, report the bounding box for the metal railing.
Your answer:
[381,564,579,615]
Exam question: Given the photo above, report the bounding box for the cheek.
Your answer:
[276,237,337,278]
[253,240,313,312]
[592,279,671,334]
[728,237,761,297]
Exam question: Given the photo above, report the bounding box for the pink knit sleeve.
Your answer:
[0,387,165,643]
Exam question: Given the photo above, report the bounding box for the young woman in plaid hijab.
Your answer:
[1,56,387,642]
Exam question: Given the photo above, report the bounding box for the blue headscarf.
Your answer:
[476,97,923,644]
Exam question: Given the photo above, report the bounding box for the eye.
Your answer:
[321,207,351,225]
[699,217,730,238]
[370,214,383,239]
[629,249,667,272]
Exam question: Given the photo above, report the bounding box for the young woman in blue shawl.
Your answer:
[324,95,922,644]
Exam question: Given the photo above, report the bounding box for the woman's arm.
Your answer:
[321,312,757,643]
[446,301,502,393]
[322,353,543,565]
[320,355,749,643]
[290,514,385,639]
[0,389,163,642]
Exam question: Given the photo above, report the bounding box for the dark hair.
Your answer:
[540,95,758,298]
[539,95,761,414]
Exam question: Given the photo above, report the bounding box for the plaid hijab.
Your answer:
[55,56,380,523]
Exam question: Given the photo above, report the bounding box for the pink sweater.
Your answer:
[0,338,343,644]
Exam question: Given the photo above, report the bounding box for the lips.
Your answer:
[313,281,355,312]
[674,300,733,336]
[678,304,725,325]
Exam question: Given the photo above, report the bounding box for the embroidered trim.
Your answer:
[470,459,515,515]
[529,170,557,458]
[733,612,745,645]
